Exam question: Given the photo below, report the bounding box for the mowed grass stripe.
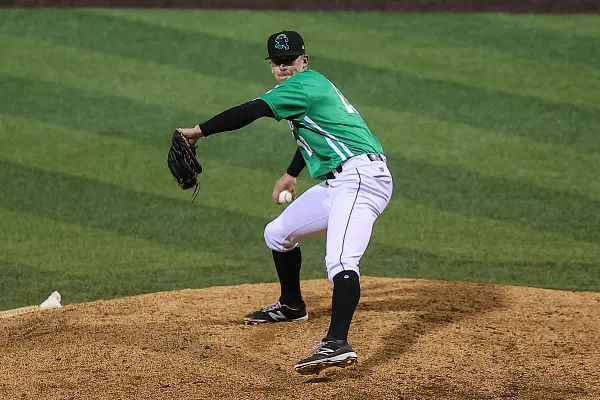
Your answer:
[0,158,428,286]
[0,259,81,310]
[363,245,600,292]
[3,101,598,245]
[101,9,600,109]
[0,9,273,86]
[1,10,598,153]
[0,74,292,172]
[1,210,239,272]
[2,63,596,203]
[0,257,276,310]
[2,159,598,292]
[361,107,600,199]
[0,210,252,309]
[317,12,600,70]
[2,75,597,243]
[387,153,600,243]
[0,114,294,220]
[487,14,600,39]
[1,10,598,293]
[0,160,274,259]
[84,10,600,152]
[2,114,598,266]
[372,199,600,264]
[296,29,600,110]
[0,258,243,311]
[1,34,596,199]
[0,158,340,289]
[0,34,265,113]
[1,72,597,201]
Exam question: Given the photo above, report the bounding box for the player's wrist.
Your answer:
[194,125,204,138]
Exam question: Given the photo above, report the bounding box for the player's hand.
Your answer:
[176,125,203,146]
[272,173,296,204]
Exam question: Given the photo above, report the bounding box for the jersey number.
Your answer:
[331,83,359,115]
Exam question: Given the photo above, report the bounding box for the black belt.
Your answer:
[324,153,384,180]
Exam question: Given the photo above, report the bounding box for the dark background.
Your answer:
[1,0,599,13]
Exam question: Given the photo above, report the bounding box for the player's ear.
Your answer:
[302,55,309,70]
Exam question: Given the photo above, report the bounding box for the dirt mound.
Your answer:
[1,277,599,399]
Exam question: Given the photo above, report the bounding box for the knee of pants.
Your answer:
[264,218,296,252]
[325,255,361,283]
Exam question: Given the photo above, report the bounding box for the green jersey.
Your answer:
[260,69,383,180]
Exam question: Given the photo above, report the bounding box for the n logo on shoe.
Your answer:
[268,311,287,321]
[318,347,335,355]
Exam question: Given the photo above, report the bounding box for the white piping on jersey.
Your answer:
[289,121,314,156]
[297,136,314,157]
[338,142,354,159]
[302,116,355,159]
[263,84,280,96]
[325,136,347,161]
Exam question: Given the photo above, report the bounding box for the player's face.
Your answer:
[268,55,309,82]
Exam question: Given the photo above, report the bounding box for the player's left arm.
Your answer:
[178,99,275,144]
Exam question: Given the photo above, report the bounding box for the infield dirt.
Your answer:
[1,277,599,399]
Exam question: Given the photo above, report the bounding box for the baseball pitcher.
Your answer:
[177,30,393,375]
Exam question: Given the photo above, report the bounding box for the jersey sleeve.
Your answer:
[259,78,309,121]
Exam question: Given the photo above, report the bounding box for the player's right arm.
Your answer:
[271,147,306,203]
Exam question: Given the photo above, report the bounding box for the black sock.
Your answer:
[326,270,360,343]
[273,247,303,307]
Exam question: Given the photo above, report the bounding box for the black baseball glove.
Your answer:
[167,129,203,203]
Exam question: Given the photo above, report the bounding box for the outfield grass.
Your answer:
[0,10,599,309]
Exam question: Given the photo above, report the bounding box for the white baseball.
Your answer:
[278,190,292,203]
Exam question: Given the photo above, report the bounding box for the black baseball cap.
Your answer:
[265,30,305,60]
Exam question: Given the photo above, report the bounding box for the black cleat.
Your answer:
[243,300,308,324]
[294,339,358,375]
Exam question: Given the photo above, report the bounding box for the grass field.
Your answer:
[1,9,599,310]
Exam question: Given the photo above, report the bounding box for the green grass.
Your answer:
[0,9,599,309]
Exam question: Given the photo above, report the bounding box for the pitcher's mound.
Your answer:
[1,277,599,399]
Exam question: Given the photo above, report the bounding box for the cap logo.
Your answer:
[274,34,289,50]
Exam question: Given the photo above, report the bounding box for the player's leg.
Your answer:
[265,180,331,307]
[244,182,331,324]
[294,162,392,374]
[325,164,392,339]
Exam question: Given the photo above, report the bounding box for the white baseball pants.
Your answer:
[264,154,393,281]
